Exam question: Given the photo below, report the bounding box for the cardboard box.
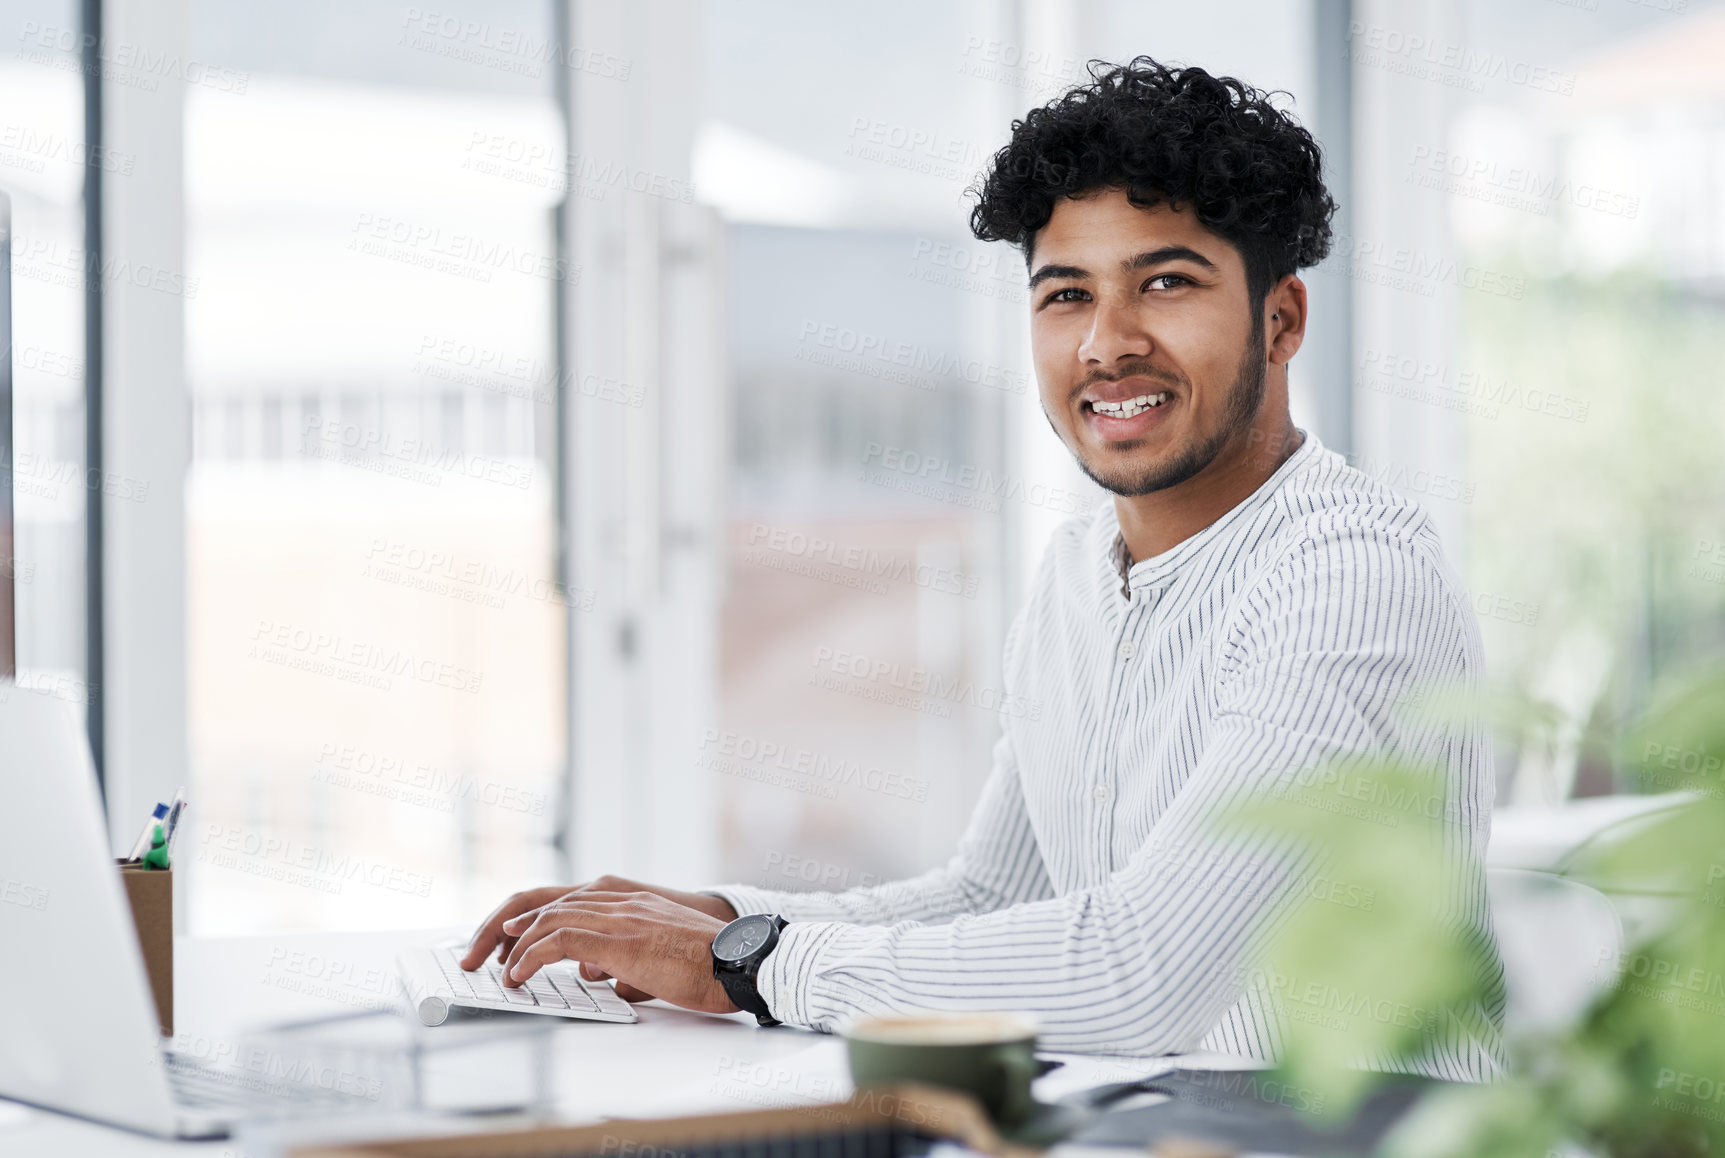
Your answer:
[288,1082,1031,1157]
[118,864,173,1036]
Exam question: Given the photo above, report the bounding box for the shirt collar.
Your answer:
[1110,531,1134,600]
[1105,429,1320,600]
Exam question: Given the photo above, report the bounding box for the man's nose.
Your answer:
[1077,289,1153,364]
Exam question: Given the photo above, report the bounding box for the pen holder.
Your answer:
[117,863,173,1036]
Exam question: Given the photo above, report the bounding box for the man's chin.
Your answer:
[1075,445,1215,498]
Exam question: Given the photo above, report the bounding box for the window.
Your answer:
[183,0,567,932]
[1351,0,1725,803]
[3,0,91,721]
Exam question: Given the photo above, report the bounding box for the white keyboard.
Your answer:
[398,944,639,1027]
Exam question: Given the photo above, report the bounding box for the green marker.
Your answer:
[142,822,170,871]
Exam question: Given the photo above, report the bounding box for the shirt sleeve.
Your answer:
[704,729,1055,925]
[750,525,1499,1060]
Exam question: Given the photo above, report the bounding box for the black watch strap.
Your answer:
[717,969,779,1026]
[713,914,787,1027]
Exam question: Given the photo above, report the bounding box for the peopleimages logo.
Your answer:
[1358,347,1590,425]
[1329,231,1525,300]
[312,742,547,816]
[1405,146,1640,220]
[248,618,485,695]
[796,320,1029,396]
[698,728,930,802]
[1344,452,1476,506]
[810,645,1042,721]
[1345,22,1575,96]
[301,414,534,491]
[17,20,250,94]
[743,523,980,599]
[348,212,580,285]
[197,824,434,899]
[859,442,1095,516]
[0,123,134,175]
[398,7,632,80]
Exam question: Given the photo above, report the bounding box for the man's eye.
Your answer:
[1044,287,1088,305]
[1145,274,1190,291]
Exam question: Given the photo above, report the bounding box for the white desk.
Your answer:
[0,929,1189,1157]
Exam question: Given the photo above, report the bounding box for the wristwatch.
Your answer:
[711,913,787,1026]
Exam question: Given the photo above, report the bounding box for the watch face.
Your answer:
[714,915,773,963]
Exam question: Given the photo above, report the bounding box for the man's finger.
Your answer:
[500,909,560,982]
[490,893,623,967]
[502,904,618,983]
[499,895,650,949]
[461,905,511,969]
[461,889,556,970]
[501,895,632,939]
[499,903,550,942]
[551,889,651,907]
[463,914,516,971]
[577,960,653,1000]
[510,926,605,986]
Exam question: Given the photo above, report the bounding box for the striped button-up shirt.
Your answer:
[710,432,1504,1077]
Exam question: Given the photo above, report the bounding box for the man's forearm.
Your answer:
[705,861,1035,928]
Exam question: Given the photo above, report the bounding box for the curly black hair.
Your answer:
[968,56,1336,306]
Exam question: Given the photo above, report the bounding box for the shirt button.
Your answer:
[1093,785,1111,802]
[1117,640,1137,661]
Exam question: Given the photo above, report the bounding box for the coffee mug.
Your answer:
[842,1012,1041,1129]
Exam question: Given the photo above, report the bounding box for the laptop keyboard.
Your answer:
[164,1054,247,1108]
[164,1052,310,1109]
[436,946,603,1013]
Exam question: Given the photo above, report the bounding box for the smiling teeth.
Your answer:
[1092,393,1170,418]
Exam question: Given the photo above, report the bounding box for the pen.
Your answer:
[162,787,189,858]
[126,803,169,861]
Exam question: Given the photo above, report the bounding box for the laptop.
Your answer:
[0,686,640,1139]
[0,687,414,1137]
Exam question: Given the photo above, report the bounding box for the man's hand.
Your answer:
[460,875,737,973]
[498,890,739,1014]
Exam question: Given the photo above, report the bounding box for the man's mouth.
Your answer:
[1079,387,1178,442]
[1086,392,1171,419]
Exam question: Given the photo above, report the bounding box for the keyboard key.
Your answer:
[427,946,633,1020]
[525,977,565,1006]
[547,973,600,1011]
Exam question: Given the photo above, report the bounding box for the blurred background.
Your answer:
[2,0,1721,935]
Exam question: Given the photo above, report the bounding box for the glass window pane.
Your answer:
[2,0,89,715]
[1356,1,1725,802]
[184,0,566,933]
[701,0,1039,891]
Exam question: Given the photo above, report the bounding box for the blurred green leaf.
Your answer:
[1224,663,1725,1156]
[1220,757,1502,1117]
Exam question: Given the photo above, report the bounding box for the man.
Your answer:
[463,57,1504,1076]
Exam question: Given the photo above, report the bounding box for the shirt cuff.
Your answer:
[755,920,849,1030]
[699,883,782,919]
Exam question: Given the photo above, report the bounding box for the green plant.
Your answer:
[1226,668,1725,1157]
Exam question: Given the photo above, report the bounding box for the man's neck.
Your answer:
[1114,417,1304,563]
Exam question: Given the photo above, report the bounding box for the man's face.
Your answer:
[1028,188,1267,497]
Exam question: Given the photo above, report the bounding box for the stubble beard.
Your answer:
[1057,314,1269,498]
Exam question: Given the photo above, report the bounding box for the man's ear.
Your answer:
[1265,275,1308,365]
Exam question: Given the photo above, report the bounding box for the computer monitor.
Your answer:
[0,188,13,680]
